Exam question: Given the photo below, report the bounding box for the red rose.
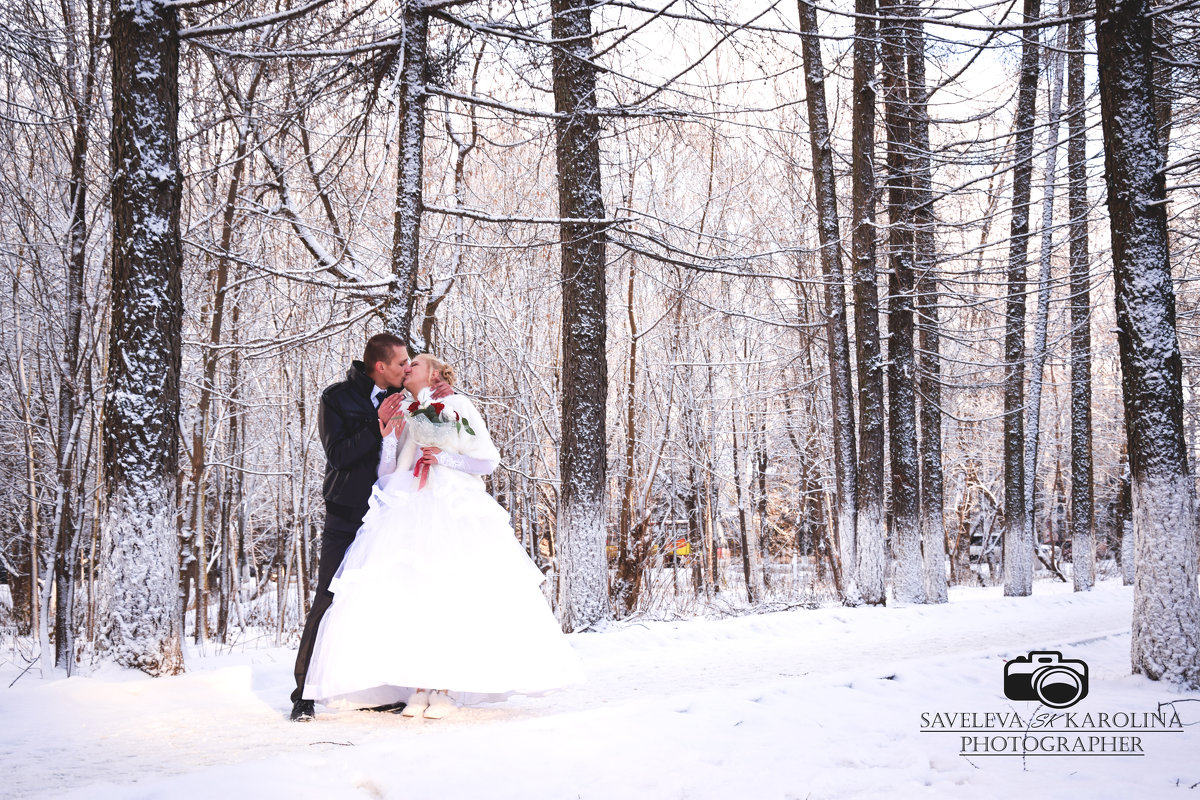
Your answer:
[432,403,445,415]
[408,401,420,413]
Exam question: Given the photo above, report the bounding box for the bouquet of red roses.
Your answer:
[406,388,475,488]
[406,388,475,437]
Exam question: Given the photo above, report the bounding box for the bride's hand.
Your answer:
[378,394,407,438]
[413,446,441,471]
[380,414,406,438]
[413,447,440,489]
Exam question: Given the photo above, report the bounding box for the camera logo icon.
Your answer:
[1003,650,1089,708]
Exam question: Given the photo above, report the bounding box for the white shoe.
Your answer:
[401,691,429,717]
[423,691,457,720]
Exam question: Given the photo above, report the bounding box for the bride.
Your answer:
[302,353,583,719]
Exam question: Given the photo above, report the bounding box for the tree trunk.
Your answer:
[10,532,32,636]
[1002,0,1041,598]
[850,0,887,606]
[754,416,771,590]
[797,0,859,602]
[552,0,609,631]
[880,0,923,603]
[102,0,185,675]
[1066,0,1094,592]
[615,262,642,614]
[907,4,946,604]
[189,76,260,646]
[1117,453,1134,587]
[386,0,429,341]
[1096,0,1200,688]
[53,2,99,669]
[1024,13,1068,584]
[731,404,763,603]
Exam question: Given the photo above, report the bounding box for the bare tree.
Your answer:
[1096,0,1200,688]
[100,0,185,674]
[880,0,922,603]
[850,0,887,606]
[797,0,859,603]
[907,1,946,604]
[552,0,609,631]
[1066,0,1094,592]
[1002,0,1041,598]
[1024,9,1067,583]
[385,0,430,342]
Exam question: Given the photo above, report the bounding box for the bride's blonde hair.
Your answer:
[422,354,456,387]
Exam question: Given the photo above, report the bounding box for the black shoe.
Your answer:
[359,701,407,714]
[290,699,315,721]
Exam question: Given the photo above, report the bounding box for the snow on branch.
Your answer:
[430,9,609,48]
[178,0,341,40]
[423,203,629,226]
[611,233,814,285]
[424,86,562,120]
[191,38,403,61]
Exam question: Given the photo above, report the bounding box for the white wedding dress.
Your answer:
[303,392,583,707]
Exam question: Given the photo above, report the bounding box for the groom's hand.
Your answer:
[429,376,453,401]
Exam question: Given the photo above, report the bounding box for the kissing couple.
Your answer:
[290,333,582,721]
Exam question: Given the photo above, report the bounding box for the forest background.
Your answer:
[1,0,1198,687]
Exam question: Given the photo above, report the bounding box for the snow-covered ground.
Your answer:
[4,578,1198,799]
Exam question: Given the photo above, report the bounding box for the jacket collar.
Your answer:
[348,361,376,396]
[350,360,401,399]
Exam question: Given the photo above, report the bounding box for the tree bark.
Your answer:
[797,0,859,602]
[731,402,763,603]
[102,0,184,675]
[880,0,923,603]
[552,0,609,631]
[189,66,262,646]
[53,0,99,669]
[1066,0,1094,592]
[1096,0,1200,688]
[615,261,642,614]
[907,3,946,604]
[386,0,429,342]
[1024,12,1068,590]
[1117,449,1134,586]
[850,0,887,606]
[1002,0,1041,598]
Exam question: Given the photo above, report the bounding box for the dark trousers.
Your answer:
[291,513,361,703]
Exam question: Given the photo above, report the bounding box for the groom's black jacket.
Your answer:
[319,361,394,524]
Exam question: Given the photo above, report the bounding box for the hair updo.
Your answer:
[423,354,456,387]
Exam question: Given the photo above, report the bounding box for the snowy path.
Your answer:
[5,579,1199,799]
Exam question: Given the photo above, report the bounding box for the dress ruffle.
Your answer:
[303,454,584,705]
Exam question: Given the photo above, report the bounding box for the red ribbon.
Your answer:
[414,457,430,490]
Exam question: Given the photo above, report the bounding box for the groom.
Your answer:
[289,333,448,721]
